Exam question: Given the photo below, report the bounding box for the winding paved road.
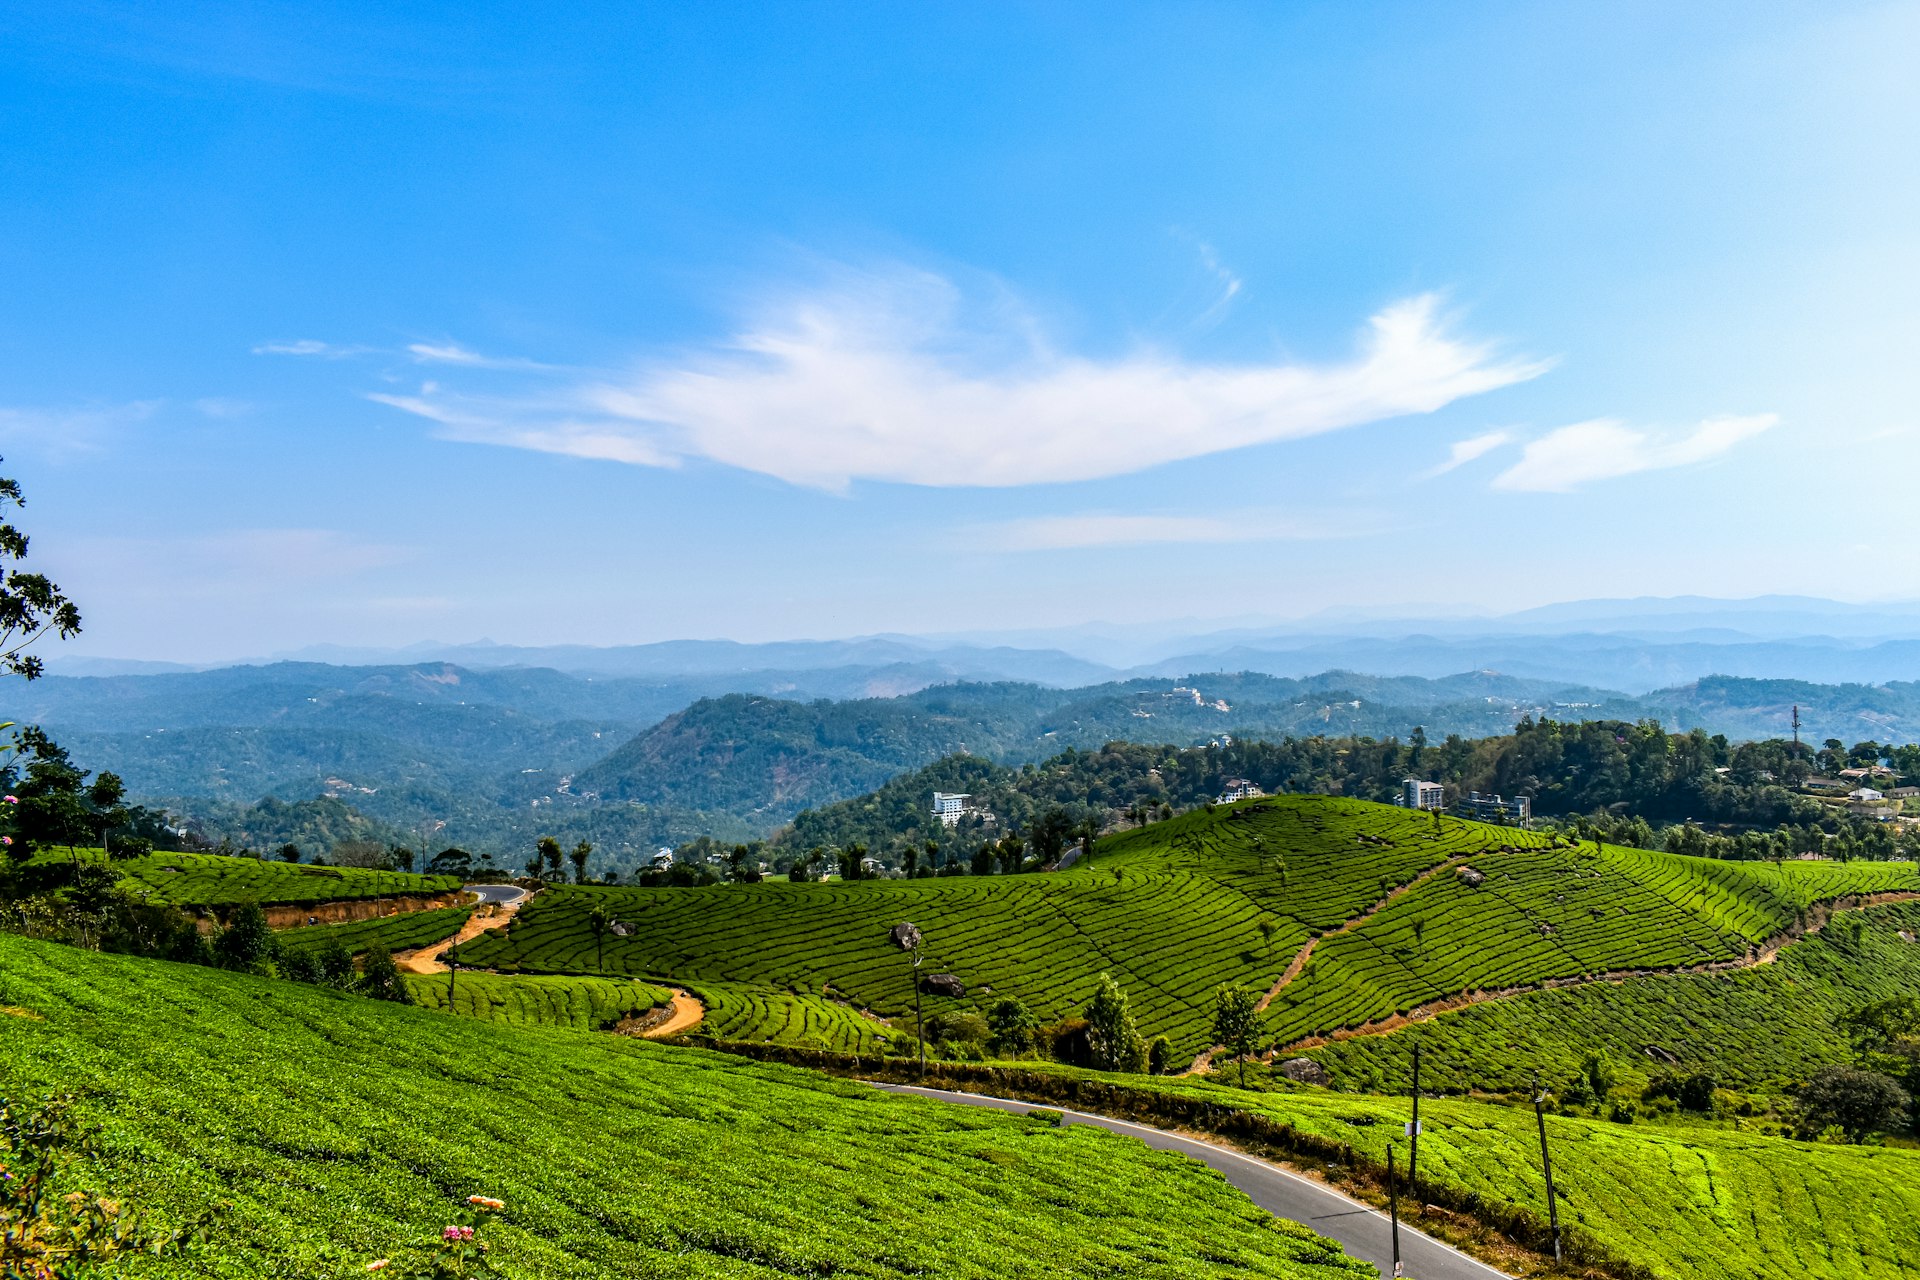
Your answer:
[872,1084,1509,1280]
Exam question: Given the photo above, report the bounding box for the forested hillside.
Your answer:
[781,718,1920,862]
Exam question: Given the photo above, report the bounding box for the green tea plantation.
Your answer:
[0,933,1371,1280]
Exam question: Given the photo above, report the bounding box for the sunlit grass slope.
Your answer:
[1081,1069,1920,1280]
[402,968,674,1031]
[30,846,462,906]
[0,934,1368,1280]
[1296,900,1920,1095]
[278,905,474,956]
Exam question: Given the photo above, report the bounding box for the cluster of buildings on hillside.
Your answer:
[1396,778,1532,824]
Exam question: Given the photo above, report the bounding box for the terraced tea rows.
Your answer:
[62,848,465,907]
[403,969,673,1031]
[461,797,1920,1056]
[1097,798,1558,930]
[687,979,895,1054]
[463,868,1289,1050]
[1298,900,1920,1095]
[278,905,474,957]
[0,934,1369,1280]
[1261,840,1920,1047]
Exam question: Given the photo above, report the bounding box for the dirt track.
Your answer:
[398,893,527,975]
[1275,887,1920,1053]
[642,990,706,1038]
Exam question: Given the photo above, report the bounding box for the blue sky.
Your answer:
[3,2,1917,661]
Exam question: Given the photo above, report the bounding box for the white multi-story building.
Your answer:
[1217,778,1264,803]
[932,792,970,827]
[1457,791,1531,824]
[1401,779,1446,811]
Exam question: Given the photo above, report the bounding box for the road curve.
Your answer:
[871,1084,1509,1280]
[465,882,529,907]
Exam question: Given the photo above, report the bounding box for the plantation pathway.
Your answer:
[874,1084,1510,1280]
[1254,853,1475,1013]
[398,883,530,976]
[1277,887,1920,1054]
[639,989,707,1038]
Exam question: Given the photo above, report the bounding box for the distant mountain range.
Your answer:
[14,651,1920,871]
[50,594,1920,694]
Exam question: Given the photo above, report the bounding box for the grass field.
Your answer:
[31,847,464,907]
[403,968,674,1031]
[459,797,1919,1056]
[1294,899,1920,1096]
[0,933,1369,1280]
[277,905,474,956]
[1081,1068,1920,1280]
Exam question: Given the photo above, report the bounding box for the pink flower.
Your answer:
[3,795,16,804]
[459,1226,474,1241]
[443,1226,461,1241]
[1,837,11,846]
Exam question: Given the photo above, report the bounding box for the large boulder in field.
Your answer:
[920,972,966,998]
[1277,1057,1330,1085]
[1456,866,1486,888]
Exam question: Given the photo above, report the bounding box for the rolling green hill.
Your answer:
[462,796,1920,1058]
[1294,898,1920,1096]
[33,847,462,907]
[277,905,475,956]
[402,969,675,1031]
[0,933,1369,1280]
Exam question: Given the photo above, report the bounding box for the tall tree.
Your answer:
[1212,985,1260,1088]
[4,728,90,866]
[1084,973,1147,1073]
[0,459,81,680]
[569,839,593,884]
[588,905,611,972]
[537,836,563,881]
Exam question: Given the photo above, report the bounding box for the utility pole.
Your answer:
[1387,1143,1403,1279]
[1408,1042,1423,1185]
[446,939,459,1009]
[1532,1072,1562,1265]
[890,922,925,1080]
[1792,704,1802,755]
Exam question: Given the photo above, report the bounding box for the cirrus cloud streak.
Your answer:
[1491,414,1777,492]
[371,271,1546,490]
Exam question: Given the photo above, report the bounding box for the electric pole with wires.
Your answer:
[1532,1071,1563,1265]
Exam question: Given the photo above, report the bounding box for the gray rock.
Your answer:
[1277,1057,1330,1085]
[1456,866,1486,888]
[921,972,965,998]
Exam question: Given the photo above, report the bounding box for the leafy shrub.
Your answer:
[1796,1066,1911,1142]
[986,997,1037,1057]
[1,1093,201,1274]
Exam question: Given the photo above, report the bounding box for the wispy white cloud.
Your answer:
[974,508,1386,551]
[372,269,1545,490]
[1191,240,1244,328]
[0,400,160,455]
[251,338,372,358]
[1425,430,1512,478]
[404,341,553,371]
[1492,414,1777,492]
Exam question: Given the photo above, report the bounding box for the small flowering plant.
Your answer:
[367,1195,503,1279]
